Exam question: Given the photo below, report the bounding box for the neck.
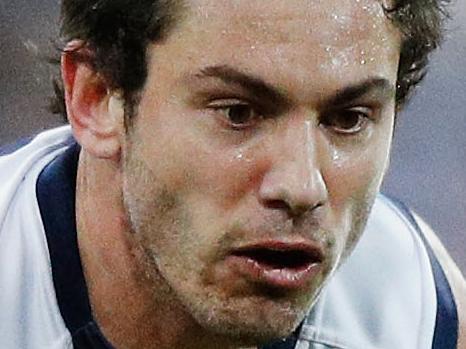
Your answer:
[75,152,256,349]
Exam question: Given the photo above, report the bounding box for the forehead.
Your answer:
[149,0,400,101]
[185,0,392,41]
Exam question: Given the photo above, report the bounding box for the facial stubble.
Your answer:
[121,141,380,348]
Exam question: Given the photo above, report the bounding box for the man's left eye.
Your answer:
[320,108,372,134]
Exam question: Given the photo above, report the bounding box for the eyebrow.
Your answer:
[193,64,394,109]
[320,77,395,108]
[194,65,291,109]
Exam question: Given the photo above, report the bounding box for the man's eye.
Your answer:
[321,108,371,134]
[209,102,260,129]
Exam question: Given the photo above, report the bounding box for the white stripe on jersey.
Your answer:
[0,126,74,349]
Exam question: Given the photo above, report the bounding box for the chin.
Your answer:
[185,292,313,346]
[201,316,301,347]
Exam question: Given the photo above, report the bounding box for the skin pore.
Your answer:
[66,0,401,348]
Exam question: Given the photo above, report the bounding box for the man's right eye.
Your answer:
[208,101,261,130]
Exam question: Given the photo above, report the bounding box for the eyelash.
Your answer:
[206,99,374,135]
[320,107,374,135]
[207,99,262,130]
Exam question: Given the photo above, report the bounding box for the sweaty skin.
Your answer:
[64,0,401,348]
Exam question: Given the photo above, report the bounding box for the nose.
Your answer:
[258,120,328,217]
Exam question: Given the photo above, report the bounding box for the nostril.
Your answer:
[262,199,291,211]
[288,201,324,218]
[261,197,324,219]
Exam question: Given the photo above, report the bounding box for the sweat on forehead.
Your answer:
[181,0,398,44]
[148,0,400,103]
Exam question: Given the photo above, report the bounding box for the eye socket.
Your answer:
[321,108,372,134]
[208,100,261,129]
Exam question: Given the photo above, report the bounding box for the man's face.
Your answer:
[122,0,400,344]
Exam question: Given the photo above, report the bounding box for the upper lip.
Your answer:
[230,240,325,263]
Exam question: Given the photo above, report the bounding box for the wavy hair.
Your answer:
[50,0,450,118]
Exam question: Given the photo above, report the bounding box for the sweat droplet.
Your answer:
[332,149,341,162]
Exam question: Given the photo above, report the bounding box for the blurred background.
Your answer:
[1,1,465,273]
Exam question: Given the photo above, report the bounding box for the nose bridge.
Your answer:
[300,120,318,189]
[260,117,328,215]
[288,119,325,198]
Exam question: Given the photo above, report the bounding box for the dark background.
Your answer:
[1,1,465,273]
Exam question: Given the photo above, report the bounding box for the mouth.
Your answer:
[227,241,324,290]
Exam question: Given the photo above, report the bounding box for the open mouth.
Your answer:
[227,243,324,289]
[231,248,319,270]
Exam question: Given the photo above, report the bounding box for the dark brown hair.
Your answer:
[50,0,450,118]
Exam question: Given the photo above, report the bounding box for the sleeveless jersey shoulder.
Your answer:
[0,126,75,349]
[293,194,439,349]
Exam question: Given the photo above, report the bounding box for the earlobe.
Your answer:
[61,42,124,161]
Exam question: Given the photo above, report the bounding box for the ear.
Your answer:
[61,41,124,161]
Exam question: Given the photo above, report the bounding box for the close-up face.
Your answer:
[121,0,400,345]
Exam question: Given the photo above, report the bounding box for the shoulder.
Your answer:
[369,195,466,349]
[297,194,462,349]
[0,126,73,223]
[412,212,466,349]
[0,126,75,349]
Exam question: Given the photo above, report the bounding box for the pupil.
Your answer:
[229,105,251,124]
[336,113,360,129]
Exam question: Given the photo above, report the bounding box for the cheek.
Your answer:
[125,130,266,261]
[322,134,391,221]
[328,152,384,199]
[178,138,270,215]
[320,139,391,260]
[323,113,393,201]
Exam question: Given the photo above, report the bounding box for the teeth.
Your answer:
[264,268,303,281]
[235,249,312,269]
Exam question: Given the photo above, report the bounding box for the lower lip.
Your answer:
[226,255,322,290]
